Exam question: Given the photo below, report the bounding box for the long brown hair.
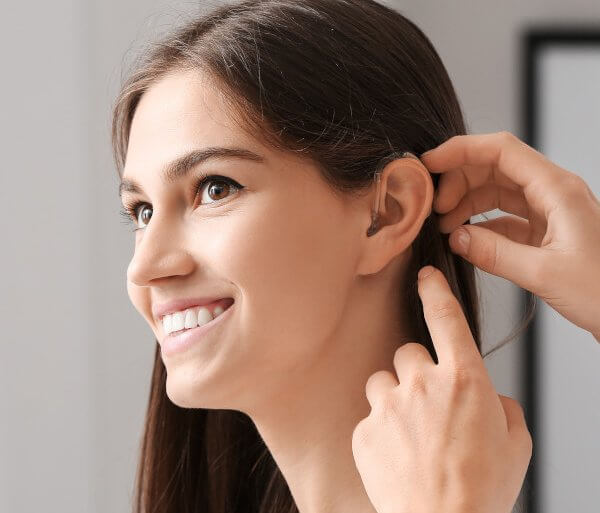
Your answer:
[111,1,533,511]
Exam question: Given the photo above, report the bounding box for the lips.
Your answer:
[159,299,236,357]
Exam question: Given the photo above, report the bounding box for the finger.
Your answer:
[393,342,435,379]
[469,215,536,246]
[437,184,530,234]
[498,395,533,454]
[434,165,521,214]
[365,370,398,408]
[422,132,564,212]
[448,223,547,292]
[417,266,482,368]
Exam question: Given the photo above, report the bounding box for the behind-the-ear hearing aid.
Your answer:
[366,151,422,237]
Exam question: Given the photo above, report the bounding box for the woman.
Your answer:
[113,0,533,511]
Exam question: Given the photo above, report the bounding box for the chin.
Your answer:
[164,369,230,410]
[165,378,209,409]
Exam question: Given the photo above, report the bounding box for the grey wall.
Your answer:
[1,1,597,511]
[1,1,93,511]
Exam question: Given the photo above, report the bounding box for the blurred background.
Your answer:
[1,1,598,512]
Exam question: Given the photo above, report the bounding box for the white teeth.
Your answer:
[184,308,198,329]
[162,314,172,334]
[171,311,185,332]
[161,303,230,335]
[197,307,213,327]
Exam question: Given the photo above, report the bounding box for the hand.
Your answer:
[351,266,532,513]
[421,131,600,343]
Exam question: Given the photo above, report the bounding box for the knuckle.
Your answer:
[393,347,404,369]
[378,390,403,421]
[365,370,378,388]
[524,429,534,455]
[508,398,534,458]
[352,418,372,448]
[365,369,387,390]
[394,343,407,360]
[516,406,533,443]
[563,171,586,187]
[561,173,588,202]
[393,342,422,362]
[498,130,516,144]
[406,370,428,396]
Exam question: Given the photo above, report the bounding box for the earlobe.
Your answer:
[357,155,434,276]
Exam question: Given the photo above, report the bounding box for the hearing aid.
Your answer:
[366,151,422,237]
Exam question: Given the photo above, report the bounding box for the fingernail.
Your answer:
[418,266,435,280]
[453,228,471,255]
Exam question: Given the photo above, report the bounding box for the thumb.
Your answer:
[448,223,543,293]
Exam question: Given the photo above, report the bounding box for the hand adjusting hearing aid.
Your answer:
[366,151,422,237]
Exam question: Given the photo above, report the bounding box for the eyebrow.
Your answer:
[118,146,266,198]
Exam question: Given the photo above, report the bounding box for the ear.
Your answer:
[356,156,434,276]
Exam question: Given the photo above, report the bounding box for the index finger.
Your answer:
[417,265,482,369]
[420,132,564,212]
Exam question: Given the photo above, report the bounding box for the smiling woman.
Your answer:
[110,1,530,512]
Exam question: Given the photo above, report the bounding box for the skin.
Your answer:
[423,131,600,343]
[353,132,600,513]
[120,66,599,513]
[351,266,532,513]
[121,68,435,513]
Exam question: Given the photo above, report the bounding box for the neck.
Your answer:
[245,262,412,513]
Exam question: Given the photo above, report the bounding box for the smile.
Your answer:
[162,298,234,335]
[160,299,235,357]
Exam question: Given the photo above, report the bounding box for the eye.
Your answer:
[118,202,152,231]
[118,174,244,232]
[198,175,242,205]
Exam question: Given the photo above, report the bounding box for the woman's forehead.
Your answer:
[130,72,239,144]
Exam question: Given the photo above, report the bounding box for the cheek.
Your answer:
[202,191,358,369]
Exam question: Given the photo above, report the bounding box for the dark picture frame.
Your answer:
[522,26,600,513]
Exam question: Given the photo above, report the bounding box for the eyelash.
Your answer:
[118,173,244,232]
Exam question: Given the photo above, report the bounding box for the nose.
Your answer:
[127,217,195,286]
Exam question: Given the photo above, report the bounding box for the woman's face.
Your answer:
[121,69,369,410]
